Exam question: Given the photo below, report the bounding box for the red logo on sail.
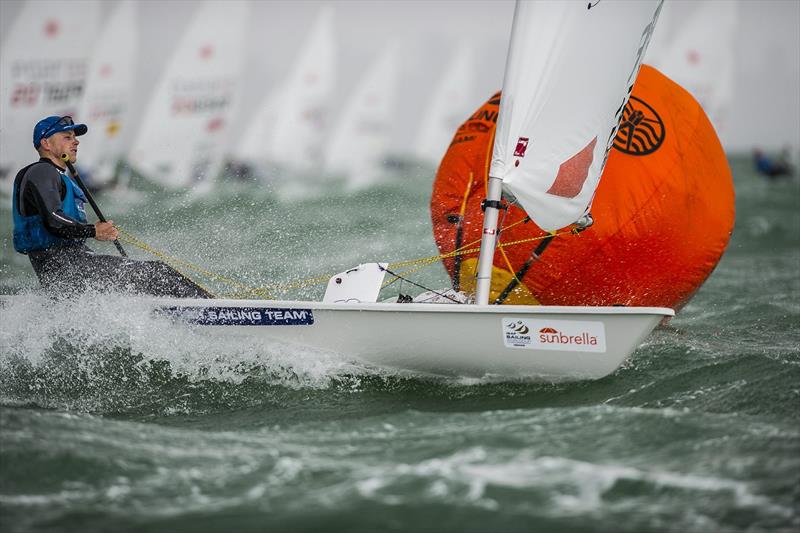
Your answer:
[514,137,530,157]
[199,45,214,60]
[546,137,597,198]
[44,20,59,38]
[207,117,224,132]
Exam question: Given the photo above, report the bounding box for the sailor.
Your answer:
[11,115,211,298]
[753,148,794,180]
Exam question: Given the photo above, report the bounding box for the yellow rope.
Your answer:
[115,223,576,300]
[116,227,268,299]
[382,228,574,287]
[112,108,575,299]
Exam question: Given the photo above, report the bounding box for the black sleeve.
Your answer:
[21,163,96,239]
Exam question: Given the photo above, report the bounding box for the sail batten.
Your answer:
[490,0,663,231]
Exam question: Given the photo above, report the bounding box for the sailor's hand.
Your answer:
[94,220,119,241]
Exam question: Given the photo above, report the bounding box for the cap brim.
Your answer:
[70,124,88,136]
[50,123,88,137]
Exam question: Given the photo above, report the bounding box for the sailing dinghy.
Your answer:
[2,1,672,381]
[75,0,138,189]
[414,43,476,165]
[0,0,100,182]
[324,44,399,189]
[127,0,248,190]
[646,0,738,136]
[233,6,336,177]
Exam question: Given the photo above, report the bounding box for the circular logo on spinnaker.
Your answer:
[613,96,665,156]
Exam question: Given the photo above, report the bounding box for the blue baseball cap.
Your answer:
[33,115,88,149]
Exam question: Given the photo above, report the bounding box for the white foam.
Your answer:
[0,292,371,391]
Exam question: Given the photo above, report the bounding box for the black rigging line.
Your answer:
[380,266,464,304]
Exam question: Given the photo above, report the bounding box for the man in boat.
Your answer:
[753,148,794,180]
[11,115,211,298]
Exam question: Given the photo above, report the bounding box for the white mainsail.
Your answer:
[129,0,249,189]
[324,45,398,188]
[0,1,100,179]
[476,0,662,305]
[490,0,663,233]
[648,0,738,136]
[235,7,336,172]
[75,0,138,185]
[413,44,476,164]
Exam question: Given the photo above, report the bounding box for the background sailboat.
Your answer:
[324,44,399,189]
[128,0,249,190]
[413,44,476,165]
[0,0,100,182]
[646,0,739,137]
[233,6,336,177]
[76,0,138,189]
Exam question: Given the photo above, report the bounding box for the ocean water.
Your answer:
[0,157,798,532]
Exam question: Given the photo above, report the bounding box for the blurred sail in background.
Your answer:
[234,6,336,176]
[76,0,138,188]
[413,44,475,165]
[0,0,100,180]
[128,0,249,190]
[647,0,738,137]
[324,44,399,188]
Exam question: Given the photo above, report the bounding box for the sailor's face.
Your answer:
[42,131,79,164]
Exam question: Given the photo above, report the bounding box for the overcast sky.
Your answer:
[1,0,798,153]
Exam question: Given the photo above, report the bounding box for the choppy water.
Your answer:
[0,157,798,532]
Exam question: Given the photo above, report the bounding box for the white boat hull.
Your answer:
[0,294,672,380]
[150,298,673,380]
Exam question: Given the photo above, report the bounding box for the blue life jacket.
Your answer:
[12,163,89,254]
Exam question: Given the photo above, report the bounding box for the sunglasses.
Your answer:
[41,116,75,139]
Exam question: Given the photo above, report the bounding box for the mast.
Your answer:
[474,1,523,306]
[475,175,504,305]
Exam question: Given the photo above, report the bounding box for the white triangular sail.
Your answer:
[649,1,738,135]
[129,0,249,189]
[0,1,100,178]
[324,45,398,188]
[235,7,336,172]
[76,0,138,185]
[234,85,284,167]
[491,0,662,232]
[414,44,475,164]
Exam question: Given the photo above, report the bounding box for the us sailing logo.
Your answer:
[504,320,532,347]
[613,96,665,155]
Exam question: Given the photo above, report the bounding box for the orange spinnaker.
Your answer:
[431,65,735,309]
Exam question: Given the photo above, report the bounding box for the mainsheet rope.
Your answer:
[115,224,574,300]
